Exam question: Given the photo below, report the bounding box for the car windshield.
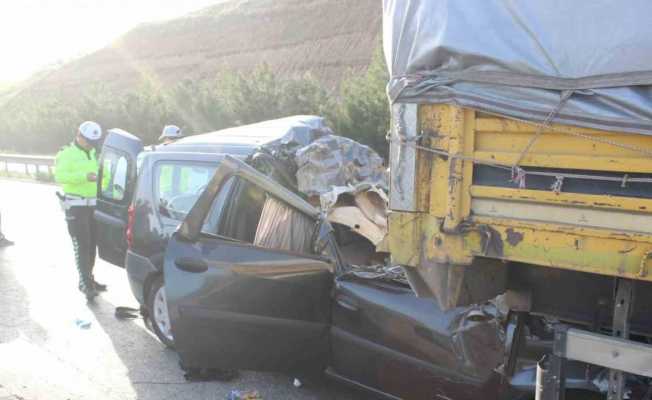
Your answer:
[156,162,218,221]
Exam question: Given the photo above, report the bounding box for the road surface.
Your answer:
[0,179,370,400]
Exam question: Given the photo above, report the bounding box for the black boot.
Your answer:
[85,288,99,302]
[79,280,98,302]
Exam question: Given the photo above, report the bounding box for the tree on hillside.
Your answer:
[330,47,390,158]
[0,47,391,157]
[168,78,227,134]
[214,64,330,127]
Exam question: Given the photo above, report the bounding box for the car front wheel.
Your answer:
[146,275,175,348]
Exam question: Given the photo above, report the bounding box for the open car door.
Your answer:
[164,156,334,373]
[95,129,143,267]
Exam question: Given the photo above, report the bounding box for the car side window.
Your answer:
[155,162,217,221]
[201,176,235,235]
[208,177,316,255]
[100,149,129,202]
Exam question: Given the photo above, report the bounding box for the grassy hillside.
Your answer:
[0,0,388,155]
[16,0,381,99]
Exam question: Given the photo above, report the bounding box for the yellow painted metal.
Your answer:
[470,186,652,214]
[474,117,652,172]
[414,107,433,212]
[387,212,421,267]
[471,216,652,245]
[388,212,474,267]
[389,103,652,283]
[461,109,475,220]
[421,105,448,218]
[419,104,475,228]
[474,152,651,173]
[464,218,652,282]
[441,106,466,231]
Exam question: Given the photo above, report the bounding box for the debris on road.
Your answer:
[114,306,141,320]
[74,318,91,329]
[183,368,238,382]
[292,378,302,388]
[227,389,262,400]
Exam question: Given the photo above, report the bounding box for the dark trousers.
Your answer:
[65,206,97,293]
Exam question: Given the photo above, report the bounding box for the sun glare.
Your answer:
[0,0,221,83]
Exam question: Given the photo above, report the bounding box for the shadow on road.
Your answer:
[89,295,376,400]
[0,248,48,346]
[88,296,194,400]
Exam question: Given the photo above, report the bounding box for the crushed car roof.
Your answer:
[174,115,327,147]
[149,115,329,156]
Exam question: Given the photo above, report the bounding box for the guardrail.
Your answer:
[0,153,55,180]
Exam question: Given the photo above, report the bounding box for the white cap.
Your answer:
[79,121,102,141]
[159,125,183,141]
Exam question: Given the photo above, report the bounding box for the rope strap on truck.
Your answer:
[390,99,652,194]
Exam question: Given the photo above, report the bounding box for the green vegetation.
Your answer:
[0,49,390,158]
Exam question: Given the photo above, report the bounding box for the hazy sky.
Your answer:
[0,0,222,83]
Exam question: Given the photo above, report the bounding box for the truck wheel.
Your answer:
[146,275,175,349]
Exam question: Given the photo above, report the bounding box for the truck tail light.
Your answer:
[126,204,135,249]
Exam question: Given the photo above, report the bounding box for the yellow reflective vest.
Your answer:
[54,142,99,198]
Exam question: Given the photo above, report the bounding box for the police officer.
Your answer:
[159,125,183,145]
[55,121,106,301]
[158,124,188,198]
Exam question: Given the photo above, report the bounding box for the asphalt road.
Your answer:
[0,179,371,400]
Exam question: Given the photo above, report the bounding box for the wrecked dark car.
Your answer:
[94,116,332,347]
[96,116,549,399]
[162,155,533,400]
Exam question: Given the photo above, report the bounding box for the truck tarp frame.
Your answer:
[383,0,652,135]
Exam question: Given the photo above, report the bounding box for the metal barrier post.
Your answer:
[0,154,55,180]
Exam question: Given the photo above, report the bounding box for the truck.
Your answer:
[384,1,652,399]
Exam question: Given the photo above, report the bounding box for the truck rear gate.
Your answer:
[387,103,652,399]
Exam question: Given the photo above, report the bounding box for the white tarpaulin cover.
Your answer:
[295,135,388,197]
[383,0,652,134]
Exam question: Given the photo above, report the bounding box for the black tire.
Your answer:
[146,275,175,349]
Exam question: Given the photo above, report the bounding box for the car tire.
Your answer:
[146,275,175,349]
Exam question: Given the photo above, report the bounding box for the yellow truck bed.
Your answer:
[388,104,652,308]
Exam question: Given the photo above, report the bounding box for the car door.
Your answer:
[95,129,143,267]
[164,156,334,373]
[330,276,511,400]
